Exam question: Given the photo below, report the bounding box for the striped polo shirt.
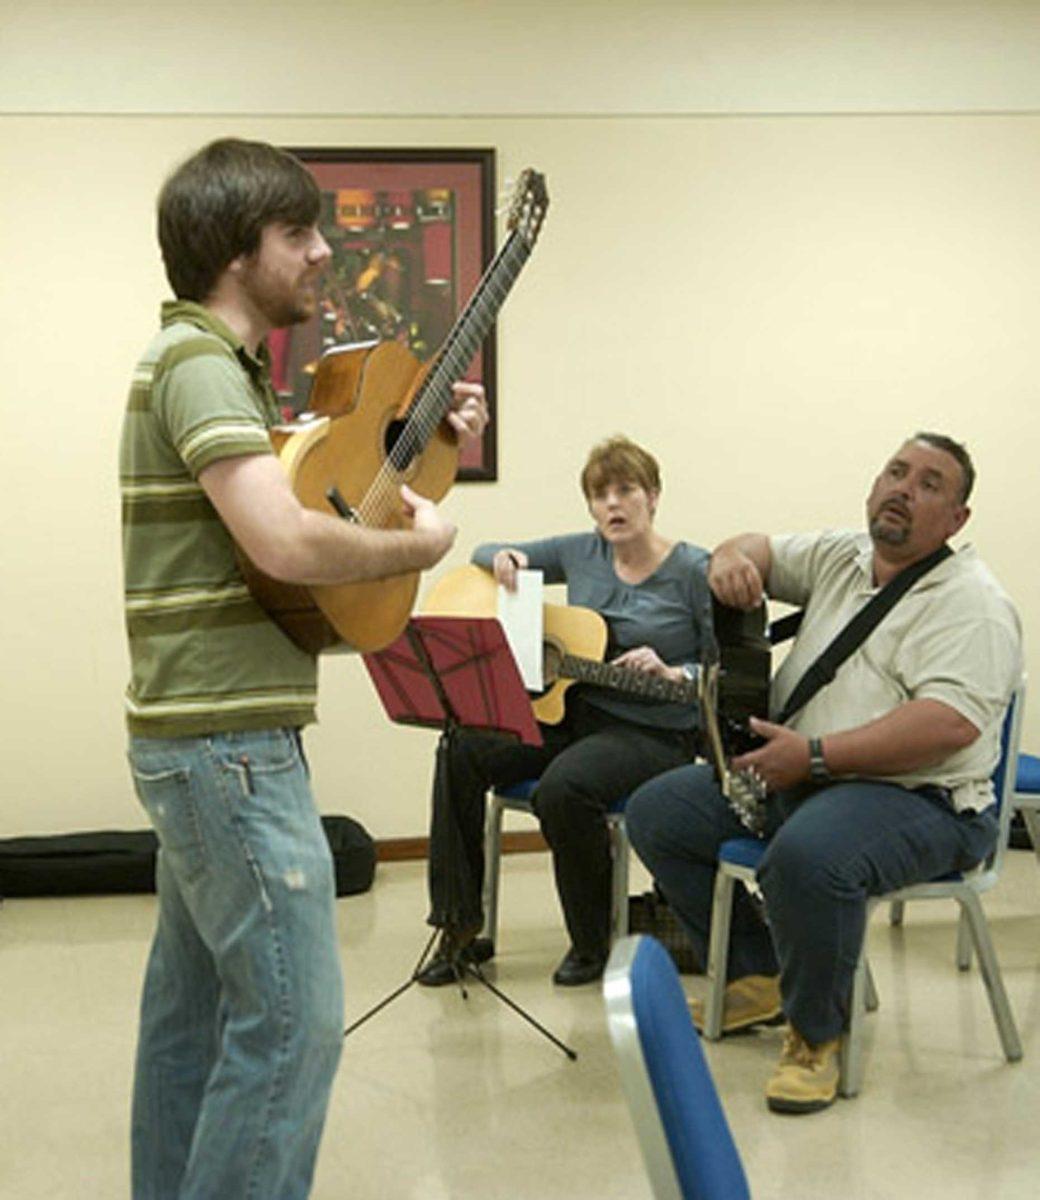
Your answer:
[120,301,317,737]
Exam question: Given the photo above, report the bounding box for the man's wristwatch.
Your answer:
[808,736,831,784]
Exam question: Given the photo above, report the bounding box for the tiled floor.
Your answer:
[2,848,1039,1198]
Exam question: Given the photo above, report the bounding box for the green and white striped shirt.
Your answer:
[120,301,317,737]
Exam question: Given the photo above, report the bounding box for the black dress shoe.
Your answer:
[467,936,495,965]
[415,926,492,987]
[552,948,608,987]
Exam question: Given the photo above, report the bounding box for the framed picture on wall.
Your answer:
[274,146,497,481]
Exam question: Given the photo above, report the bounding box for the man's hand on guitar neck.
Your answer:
[445,382,489,443]
[732,717,811,792]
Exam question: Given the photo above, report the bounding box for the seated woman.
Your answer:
[418,435,712,987]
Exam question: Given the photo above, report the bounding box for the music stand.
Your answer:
[346,615,576,1059]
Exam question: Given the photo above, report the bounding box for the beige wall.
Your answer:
[2,3,1039,838]
[5,1,1040,116]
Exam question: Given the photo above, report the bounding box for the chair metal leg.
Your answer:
[957,891,1023,1062]
[481,793,506,946]
[889,899,905,926]
[864,960,880,1013]
[703,869,737,1041]
[840,900,881,1096]
[608,817,631,945]
[1020,806,1040,865]
[839,949,870,1098]
[481,797,630,954]
[956,908,973,971]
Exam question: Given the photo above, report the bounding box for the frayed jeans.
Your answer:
[626,763,997,1044]
[127,729,344,1200]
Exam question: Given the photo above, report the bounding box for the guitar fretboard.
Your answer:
[382,231,532,476]
[355,169,546,528]
[560,653,697,705]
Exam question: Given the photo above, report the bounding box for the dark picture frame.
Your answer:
[275,146,497,481]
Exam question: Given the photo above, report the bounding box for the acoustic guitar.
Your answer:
[240,170,549,654]
[422,565,698,724]
[696,656,770,833]
[425,564,773,830]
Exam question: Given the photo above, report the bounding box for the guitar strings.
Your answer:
[353,231,532,527]
[372,185,545,505]
[356,233,528,524]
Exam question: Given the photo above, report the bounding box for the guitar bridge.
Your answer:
[326,486,360,523]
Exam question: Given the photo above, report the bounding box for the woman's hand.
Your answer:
[491,547,529,592]
[611,645,679,680]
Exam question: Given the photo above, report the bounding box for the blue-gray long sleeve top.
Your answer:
[472,532,711,730]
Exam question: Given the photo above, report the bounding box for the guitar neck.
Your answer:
[560,653,697,705]
[390,230,531,465]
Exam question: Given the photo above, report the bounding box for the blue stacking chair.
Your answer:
[604,935,750,1200]
[703,680,1025,1096]
[481,779,631,952]
[1012,744,1040,860]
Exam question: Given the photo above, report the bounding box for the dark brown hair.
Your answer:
[912,431,975,503]
[157,138,320,301]
[580,435,662,499]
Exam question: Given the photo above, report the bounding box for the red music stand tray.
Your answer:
[363,615,542,748]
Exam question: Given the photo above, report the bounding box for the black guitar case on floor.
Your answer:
[0,816,375,899]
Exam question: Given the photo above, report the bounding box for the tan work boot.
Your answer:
[690,974,783,1034]
[765,1025,841,1113]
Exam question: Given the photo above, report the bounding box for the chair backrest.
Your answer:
[985,677,1026,879]
[603,935,750,1200]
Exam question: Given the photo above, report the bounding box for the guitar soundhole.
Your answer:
[383,418,418,470]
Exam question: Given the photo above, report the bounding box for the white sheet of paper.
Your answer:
[497,570,543,691]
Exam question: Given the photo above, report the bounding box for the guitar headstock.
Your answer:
[728,770,770,834]
[695,656,771,834]
[505,169,549,248]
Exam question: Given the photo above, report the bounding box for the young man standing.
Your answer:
[120,138,486,1198]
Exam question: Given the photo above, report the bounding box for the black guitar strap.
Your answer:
[774,542,954,727]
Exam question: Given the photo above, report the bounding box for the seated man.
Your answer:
[626,431,1021,1114]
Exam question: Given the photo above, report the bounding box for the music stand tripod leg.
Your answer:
[344,618,577,1060]
[467,963,578,1061]
[342,725,473,1038]
[342,927,438,1039]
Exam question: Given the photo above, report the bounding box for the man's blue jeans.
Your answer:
[626,763,997,1044]
[127,729,344,1200]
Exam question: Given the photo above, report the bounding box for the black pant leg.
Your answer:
[426,726,562,928]
[533,711,695,959]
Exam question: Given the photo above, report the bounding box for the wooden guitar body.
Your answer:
[535,604,607,723]
[240,341,458,653]
[423,567,763,731]
[422,564,607,724]
[240,169,549,656]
